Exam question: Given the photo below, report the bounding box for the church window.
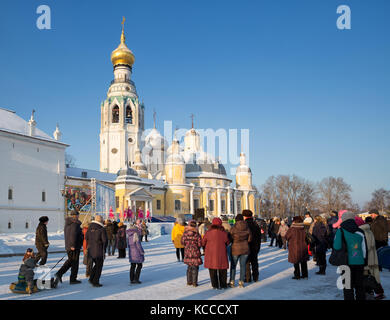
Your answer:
[81,171,88,178]
[237,201,241,215]
[221,200,226,213]
[8,222,12,229]
[194,199,200,210]
[25,222,29,229]
[157,200,161,210]
[112,106,119,123]
[116,197,119,208]
[8,188,13,200]
[125,106,132,124]
[42,191,46,202]
[209,200,214,212]
[175,200,181,211]
[128,137,133,143]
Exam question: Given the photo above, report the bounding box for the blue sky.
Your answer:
[0,0,389,206]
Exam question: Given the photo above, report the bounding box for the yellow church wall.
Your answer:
[152,193,165,216]
[165,187,190,216]
[249,194,255,213]
[114,188,126,213]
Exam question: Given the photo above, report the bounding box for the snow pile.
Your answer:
[148,223,174,239]
[0,232,64,244]
[0,239,14,254]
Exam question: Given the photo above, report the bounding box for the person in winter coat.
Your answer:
[82,220,93,277]
[198,219,210,239]
[277,220,289,250]
[112,220,119,255]
[229,214,252,288]
[311,215,329,275]
[18,248,37,294]
[181,220,203,287]
[54,210,84,286]
[221,216,233,265]
[172,218,186,261]
[202,218,230,289]
[35,216,50,265]
[116,222,127,258]
[356,217,385,300]
[333,211,367,300]
[85,215,107,287]
[285,216,309,280]
[104,220,115,256]
[127,224,145,284]
[141,221,149,242]
[269,218,280,247]
[369,209,389,250]
[243,210,262,283]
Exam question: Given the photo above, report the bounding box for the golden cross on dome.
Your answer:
[190,114,195,129]
[122,17,125,31]
[153,109,157,129]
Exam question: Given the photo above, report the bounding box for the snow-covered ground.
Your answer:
[0,231,66,255]
[1,233,389,300]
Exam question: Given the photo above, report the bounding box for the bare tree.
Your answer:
[317,177,352,213]
[365,188,390,213]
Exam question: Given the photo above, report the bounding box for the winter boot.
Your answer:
[130,267,135,284]
[134,265,142,284]
[238,281,244,288]
[229,280,235,288]
[316,266,326,275]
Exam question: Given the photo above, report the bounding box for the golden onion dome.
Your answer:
[111,19,135,67]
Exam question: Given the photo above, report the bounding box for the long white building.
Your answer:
[0,108,68,233]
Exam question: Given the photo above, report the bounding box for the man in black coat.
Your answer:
[86,215,108,287]
[104,220,115,256]
[112,220,119,256]
[243,210,262,282]
[35,216,50,265]
[54,210,84,285]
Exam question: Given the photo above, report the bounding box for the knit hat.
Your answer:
[332,210,348,229]
[212,217,222,226]
[189,220,197,228]
[235,214,244,221]
[242,210,253,217]
[26,248,33,253]
[39,216,49,223]
[341,211,355,222]
[355,216,365,226]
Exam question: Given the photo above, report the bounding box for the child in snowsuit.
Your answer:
[15,248,37,294]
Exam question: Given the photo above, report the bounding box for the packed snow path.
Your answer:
[0,235,389,300]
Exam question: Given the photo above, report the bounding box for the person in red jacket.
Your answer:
[202,217,230,289]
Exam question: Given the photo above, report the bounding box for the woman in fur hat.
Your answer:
[181,220,203,287]
[202,217,230,289]
[35,216,49,265]
[285,216,309,279]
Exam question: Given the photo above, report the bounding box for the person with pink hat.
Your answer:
[202,217,231,289]
[333,211,367,300]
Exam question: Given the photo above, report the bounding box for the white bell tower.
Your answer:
[100,18,145,174]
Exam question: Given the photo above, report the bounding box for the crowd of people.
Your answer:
[264,209,389,300]
[10,207,389,300]
[172,210,262,289]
